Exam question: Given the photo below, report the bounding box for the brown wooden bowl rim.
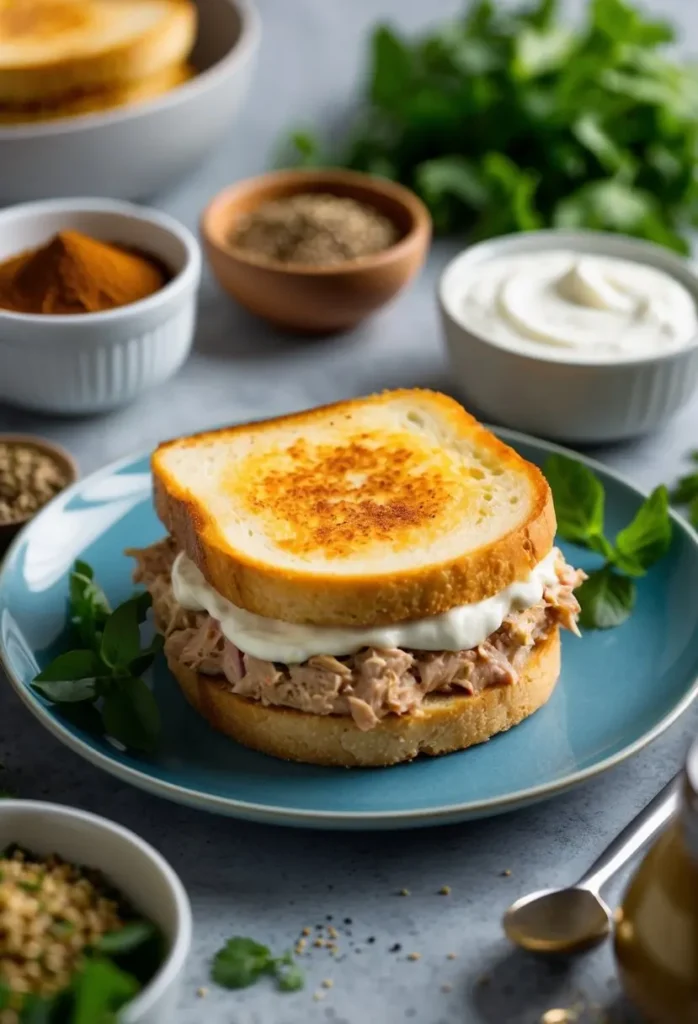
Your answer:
[0,434,79,529]
[200,167,432,277]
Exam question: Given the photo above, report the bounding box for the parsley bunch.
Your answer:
[544,455,672,628]
[285,0,698,251]
[32,561,162,754]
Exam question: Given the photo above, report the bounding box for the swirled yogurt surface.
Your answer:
[171,549,560,664]
[455,250,697,361]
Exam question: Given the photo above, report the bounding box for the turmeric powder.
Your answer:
[0,230,167,315]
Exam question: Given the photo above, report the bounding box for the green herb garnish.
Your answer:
[32,562,162,754]
[211,937,305,993]
[670,450,698,529]
[544,454,672,628]
[282,0,698,252]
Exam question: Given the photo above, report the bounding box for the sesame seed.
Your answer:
[314,938,325,948]
[327,926,338,939]
[501,869,512,877]
[313,990,326,1002]
[438,886,451,896]
[322,979,334,989]
[399,888,410,897]
[196,987,208,999]
[302,926,311,936]
[447,953,457,961]
[407,952,421,961]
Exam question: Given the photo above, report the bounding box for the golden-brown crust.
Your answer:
[153,389,556,626]
[168,628,561,767]
[0,1,196,104]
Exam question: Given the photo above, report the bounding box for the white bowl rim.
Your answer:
[438,227,698,370]
[0,0,261,141]
[0,798,193,1018]
[0,197,202,329]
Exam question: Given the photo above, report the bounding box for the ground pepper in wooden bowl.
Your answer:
[0,231,167,315]
[231,192,399,266]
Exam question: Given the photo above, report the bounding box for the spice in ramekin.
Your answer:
[0,441,71,525]
[0,846,127,1001]
[231,193,399,266]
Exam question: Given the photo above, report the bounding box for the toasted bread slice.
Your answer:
[153,390,556,627]
[0,0,196,103]
[168,627,561,767]
[0,62,193,124]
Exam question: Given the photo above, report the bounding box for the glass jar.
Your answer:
[614,741,698,1023]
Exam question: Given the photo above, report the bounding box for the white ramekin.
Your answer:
[439,230,698,443]
[0,800,192,1024]
[0,198,202,415]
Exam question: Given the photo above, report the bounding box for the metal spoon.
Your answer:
[503,773,681,954]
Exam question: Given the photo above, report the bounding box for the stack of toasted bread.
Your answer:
[0,0,197,124]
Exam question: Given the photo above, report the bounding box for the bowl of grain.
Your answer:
[0,435,78,555]
[200,168,432,333]
[0,801,192,1023]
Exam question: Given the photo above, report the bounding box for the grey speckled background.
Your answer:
[1,0,698,1021]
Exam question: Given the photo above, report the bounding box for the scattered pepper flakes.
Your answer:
[196,987,208,999]
[438,886,451,896]
[344,917,352,925]
[407,952,421,961]
[322,979,334,989]
[302,926,311,936]
[399,888,411,897]
[367,936,375,944]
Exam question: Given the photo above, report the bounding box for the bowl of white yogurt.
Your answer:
[438,230,698,443]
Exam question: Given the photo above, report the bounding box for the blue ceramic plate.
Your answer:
[1,430,698,830]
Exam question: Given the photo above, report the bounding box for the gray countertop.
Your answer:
[1,1,697,1021]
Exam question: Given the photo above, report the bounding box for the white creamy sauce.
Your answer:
[456,251,697,361]
[171,549,560,665]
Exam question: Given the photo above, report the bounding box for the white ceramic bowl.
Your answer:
[439,230,698,444]
[0,800,192,1024]
[0,198,202,414]
[0,0,260,203]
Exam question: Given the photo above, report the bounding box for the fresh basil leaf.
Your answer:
[544,455,606,546]
[588,533,615,560]
[100,598,144,670]
[614,485,672,576]
[72,957,139,1024]
[34,650,102,684]
[97,921,155,955]
[132,591,153,624]
[671,473,698,505]
[32,678,97,704]
[578,567,636,629]
[56,701,104,737]
[275,959,305,992]
[70,563,111,651]
[102,678,160,754]
[128,633,164,678]
[212,937,274,990]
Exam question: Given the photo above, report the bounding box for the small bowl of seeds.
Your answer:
[0,800,192,1023]
[200,168,432,333]
[0,435,78,554]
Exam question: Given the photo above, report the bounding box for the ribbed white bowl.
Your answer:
[439,230,698,444]
[0,198,201,415]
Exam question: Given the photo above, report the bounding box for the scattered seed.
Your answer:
[407,952,421,961]
[322,979,334,989]
[399,889,410,897]
[438,886,451,896]
[447,953,457,961]
[390,943,402,953]
[367,936,375,944]
[302,926,311,936]
[441,983,453,993]
[314,938,325,948]
[344,918,352,925]
[313,990,326,1002]
[501,869,512,877]
[196,987,208,999]
[327,926,338,939]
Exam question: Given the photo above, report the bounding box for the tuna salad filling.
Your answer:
[127,539,585,732]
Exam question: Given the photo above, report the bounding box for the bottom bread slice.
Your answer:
[168,627,561,767]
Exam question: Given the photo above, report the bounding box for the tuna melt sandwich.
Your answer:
[128,390,585,767]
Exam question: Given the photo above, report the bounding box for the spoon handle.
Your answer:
[578,773,681,895]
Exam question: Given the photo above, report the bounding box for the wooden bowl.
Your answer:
[200,168,432,333]
[0,435,78,554]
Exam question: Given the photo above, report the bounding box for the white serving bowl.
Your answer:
[0,0,260,203]
[439,230,698,444]
[0,198,202,414]
[0,800,192,1024]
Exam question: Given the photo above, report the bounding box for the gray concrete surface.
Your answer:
[2,1,697,1020]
